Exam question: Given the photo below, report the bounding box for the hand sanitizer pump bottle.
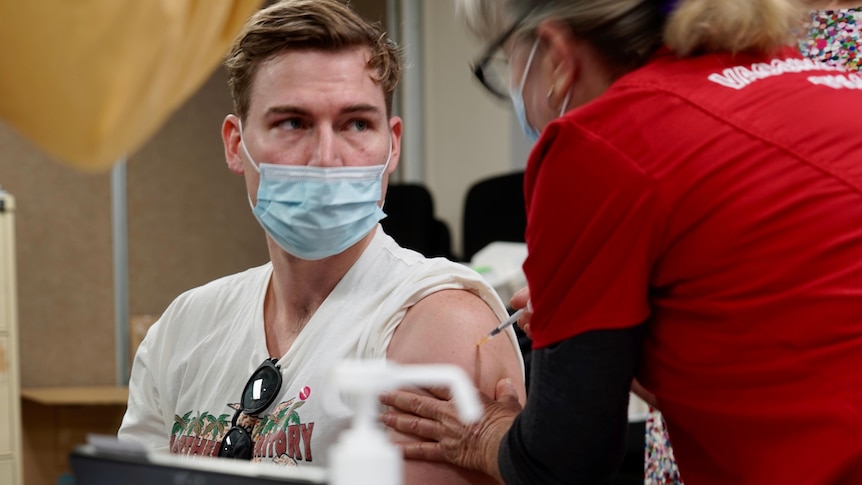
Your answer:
[328,360,482,485]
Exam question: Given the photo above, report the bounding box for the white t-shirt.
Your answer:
[118,227,521,468]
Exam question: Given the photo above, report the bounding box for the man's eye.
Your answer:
[349,119,369,131]
[278,118,304,130]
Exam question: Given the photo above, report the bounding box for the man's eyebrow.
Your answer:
[341,104,381,115]
[264,104,382,117]
[265,105,311,117]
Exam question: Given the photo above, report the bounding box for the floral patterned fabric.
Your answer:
[799,7,861,71]
[645,408,683,485]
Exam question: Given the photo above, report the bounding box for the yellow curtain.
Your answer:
[0,0,262,172]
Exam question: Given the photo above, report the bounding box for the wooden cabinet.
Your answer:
[0,191,23,485]
[20,387,128,485]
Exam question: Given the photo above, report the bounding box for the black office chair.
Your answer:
[461,171,527,262]
[381,183,454,260]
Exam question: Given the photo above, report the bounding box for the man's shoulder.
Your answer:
[177,263,271,298]
[162,263,272,319]
[140,263,271,359]
[377,232,474,277]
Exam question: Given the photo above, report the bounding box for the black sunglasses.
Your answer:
[217,358,283,459]
[470,9,534,100]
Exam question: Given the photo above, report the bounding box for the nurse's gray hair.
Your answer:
[457,0,805,68]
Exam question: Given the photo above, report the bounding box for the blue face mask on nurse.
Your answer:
[509,38,571,143]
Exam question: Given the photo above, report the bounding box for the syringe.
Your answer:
[476,308,526,347]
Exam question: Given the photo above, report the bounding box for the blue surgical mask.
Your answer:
[510,39,542,144]
[239,128,391,260]
[509,39,571,144]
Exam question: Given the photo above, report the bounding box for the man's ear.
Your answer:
[379,116,403,206]
[535,20,577,111]
[387,116,403,176]
[222,114,245,175]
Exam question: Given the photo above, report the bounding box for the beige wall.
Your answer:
[125,68,269,322]
[0,66,269,388]
[0,0,515,388]
[0,123,116,387]
[421,0,515,258]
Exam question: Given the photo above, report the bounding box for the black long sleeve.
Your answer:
[499,324,645,485]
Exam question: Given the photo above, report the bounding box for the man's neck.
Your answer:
[262,230,376,357]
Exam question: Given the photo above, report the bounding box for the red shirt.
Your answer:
[524,48,862,483]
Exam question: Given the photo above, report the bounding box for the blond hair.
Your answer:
[458,0,805,71]
[665,0,806,56]
[225,0,401,120]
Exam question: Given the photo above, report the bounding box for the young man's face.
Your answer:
[230,46,402,206]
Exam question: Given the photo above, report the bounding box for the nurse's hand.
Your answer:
[509,287,533,338]
[380,378,523,481]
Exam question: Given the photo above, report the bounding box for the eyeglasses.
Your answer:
[217,358,283,460]
[470,10,533,100]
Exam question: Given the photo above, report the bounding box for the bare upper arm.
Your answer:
[385,289,526,484]
[386,288,526,404]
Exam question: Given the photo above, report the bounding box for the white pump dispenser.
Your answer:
[328,360,482,485]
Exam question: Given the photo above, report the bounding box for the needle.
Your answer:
[476,308,526,347]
